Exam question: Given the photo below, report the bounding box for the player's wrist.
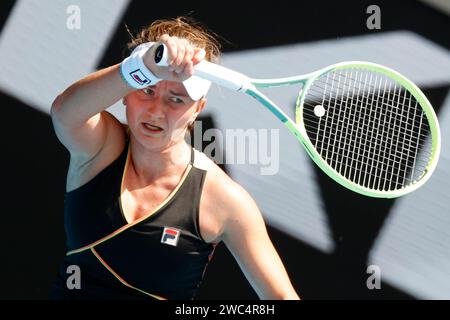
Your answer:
[120,42,161,89]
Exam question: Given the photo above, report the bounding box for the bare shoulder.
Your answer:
[195,150,262,242]
[66,114,127,192]
[194,151,299,300]
[194,150,254,205]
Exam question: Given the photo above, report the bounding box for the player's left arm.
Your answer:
[220,182,301,300]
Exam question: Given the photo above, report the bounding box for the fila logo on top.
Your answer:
[130,69,151,86]
[161,227,181,247]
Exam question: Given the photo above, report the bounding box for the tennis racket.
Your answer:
[154,44,441,198]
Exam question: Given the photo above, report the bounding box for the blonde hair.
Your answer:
[126,16,222,63]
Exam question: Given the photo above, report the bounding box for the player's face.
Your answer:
[125,80,205,151]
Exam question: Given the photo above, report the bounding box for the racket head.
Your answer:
[295,61,440,198]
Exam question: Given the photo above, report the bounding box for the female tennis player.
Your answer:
[49,16,300,300]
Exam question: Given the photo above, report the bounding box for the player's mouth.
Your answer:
[141,122,164,134]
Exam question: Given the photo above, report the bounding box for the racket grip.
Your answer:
[154,44,169,67]
[154,43,251,92]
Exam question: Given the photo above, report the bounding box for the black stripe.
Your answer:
[0,0,16,34]
[97,0,450,71]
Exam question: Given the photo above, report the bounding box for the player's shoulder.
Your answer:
[192,148,237,189]
[192,148,255,207]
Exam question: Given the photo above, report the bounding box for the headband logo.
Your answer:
[130,69,151,86]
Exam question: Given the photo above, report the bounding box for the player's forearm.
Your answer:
[257,282,301,300]
[51,63,134,127]
[280,290,301,300]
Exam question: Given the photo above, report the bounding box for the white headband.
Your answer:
[121,42,211,101]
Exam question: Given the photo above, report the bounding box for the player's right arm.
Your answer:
[50,64,132,165]
[51,36,204,166]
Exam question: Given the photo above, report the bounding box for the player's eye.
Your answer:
[170,96,185,104]
[142,88,155,95]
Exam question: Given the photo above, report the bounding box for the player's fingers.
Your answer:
[172,38,189,73]
[183,45,195,69]
[181,61,194,78]
[159,34,178,72]
[192,48,206,64]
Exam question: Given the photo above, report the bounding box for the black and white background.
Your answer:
[0,0,449,300]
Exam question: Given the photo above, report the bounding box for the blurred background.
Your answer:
[0,0,449,299]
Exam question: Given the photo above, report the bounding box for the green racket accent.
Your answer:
[246,61,440,198]
[241,61,441,198]
[154,44,440,198]
[298,62,439,198]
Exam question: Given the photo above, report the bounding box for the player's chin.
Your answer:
[136,124,187,149]
[137,134,170,152]
[133,123,166,146]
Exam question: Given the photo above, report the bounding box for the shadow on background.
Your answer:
[1,0,449,299]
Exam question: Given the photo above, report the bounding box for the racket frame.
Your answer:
[155,45,440,198]
[247,61,440,198]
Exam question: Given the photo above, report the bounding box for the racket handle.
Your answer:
[154,43,251,92]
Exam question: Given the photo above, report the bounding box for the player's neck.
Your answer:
[128,138,191,184]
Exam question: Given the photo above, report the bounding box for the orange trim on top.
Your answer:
[90,248,166,300]
[67,142,193,256]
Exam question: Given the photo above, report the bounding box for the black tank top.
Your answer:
[50,138,216,300]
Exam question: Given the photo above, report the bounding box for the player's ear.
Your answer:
[189,98,206,127]
[122,92,134,107]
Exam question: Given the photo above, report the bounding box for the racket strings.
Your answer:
[302,98,430,145]
[305,77,427,128]
[335,71,426,189]
[301,68,432,191]
[301,114,429,147]
[301,140,428,182]
[334,70,427,189]
[301,117,430,164]
[302,84,431,150]
[303,131,430,177]
[316,71,421,106]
